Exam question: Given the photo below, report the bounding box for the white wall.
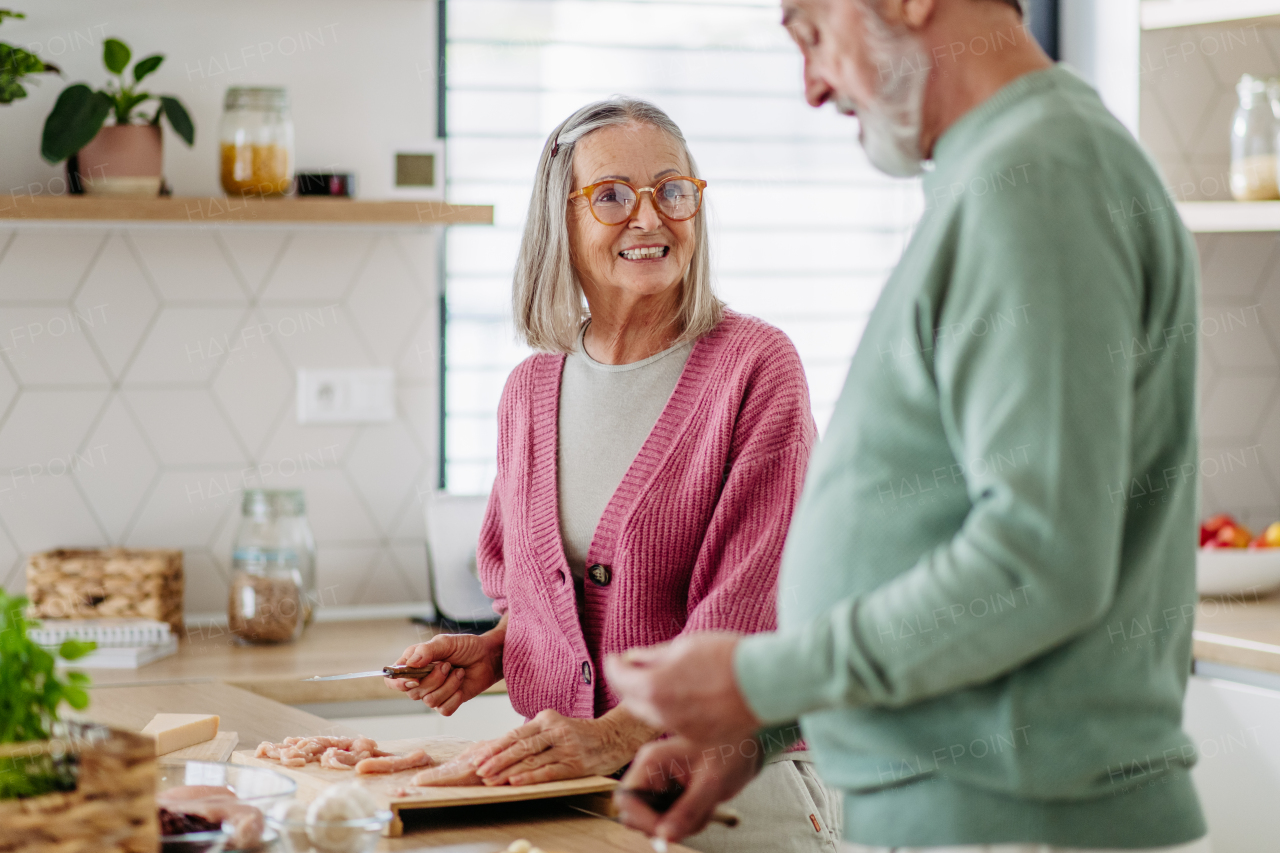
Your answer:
[1060,0,1141,134]
[0,0,438,199]
[0,222,442,615]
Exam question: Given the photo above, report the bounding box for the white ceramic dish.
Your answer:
[1196,549,1280,597]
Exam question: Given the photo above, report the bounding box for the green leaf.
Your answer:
[103,38,130,75]
[61,686,89,710]
[116,90,150,123]
[41,84,111,163]
[57,639,96,661]
[64,671,90,686]
[159,95,194,145]
[0,11,26,25]
[132,54,162,83]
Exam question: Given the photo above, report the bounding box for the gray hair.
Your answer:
[512,97,722,354]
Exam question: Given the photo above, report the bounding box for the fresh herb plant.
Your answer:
[41,35,194,163]
[0,10,59,104]
[0,590,95,799]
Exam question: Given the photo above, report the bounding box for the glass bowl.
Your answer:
[159,826,232,853]
[158,760,297,807]
[158,761,295,851]
[268,809,393,853]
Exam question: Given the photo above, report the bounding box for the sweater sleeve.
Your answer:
[477,486,507,616]
[735,155,1143,722]
[477,361,526,617]
[682,336,816,636]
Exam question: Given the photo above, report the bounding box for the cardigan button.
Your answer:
[581,661,592,684]
[588,564,611,586]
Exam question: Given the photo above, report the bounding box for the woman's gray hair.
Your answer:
[512,97,722,353]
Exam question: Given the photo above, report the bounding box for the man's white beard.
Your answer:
[840,32,930,177]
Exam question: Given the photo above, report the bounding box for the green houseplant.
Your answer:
[0,589,94,799]
[41,36,194,195]
[0,10,58,104]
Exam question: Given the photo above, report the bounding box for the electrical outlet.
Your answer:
[297,369,395,424]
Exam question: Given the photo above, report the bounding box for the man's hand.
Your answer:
[383,617,506,716]
[614,734,762,844]
[604,631,761,743]
[473,707,658,786]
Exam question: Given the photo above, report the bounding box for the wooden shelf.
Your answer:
[0,195,493,226]
[1141,0,1280,29]
[1177,201,1280,232]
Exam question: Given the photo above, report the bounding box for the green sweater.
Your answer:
[736,66,1206,848]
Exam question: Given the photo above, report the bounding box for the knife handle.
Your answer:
[383,664,436,679]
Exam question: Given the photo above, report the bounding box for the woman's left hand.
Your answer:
[475,707,655,786]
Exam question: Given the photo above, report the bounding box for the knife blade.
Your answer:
[305,664,436,681]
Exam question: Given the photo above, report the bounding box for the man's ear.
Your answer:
[898,0,938,30]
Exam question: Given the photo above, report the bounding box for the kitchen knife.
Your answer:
[305,664,436,681]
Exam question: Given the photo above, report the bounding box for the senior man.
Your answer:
[605,0,1210,852]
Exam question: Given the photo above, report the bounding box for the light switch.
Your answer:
[297,369,395,424]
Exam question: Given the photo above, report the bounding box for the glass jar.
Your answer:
[220,87,294,197]
[227,490,316,645]
[1230,74,1280,201]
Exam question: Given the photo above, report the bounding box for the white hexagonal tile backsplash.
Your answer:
[0,225,441,614]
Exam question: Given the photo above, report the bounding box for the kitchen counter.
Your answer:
[83,682,691,853]
[87,618,506,705]
[1193,590,1280,675]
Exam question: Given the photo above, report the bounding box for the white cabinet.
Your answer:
[1184,673,1280,852]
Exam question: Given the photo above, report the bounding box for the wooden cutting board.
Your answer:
[162,731,239,762]
[231,736,617,837]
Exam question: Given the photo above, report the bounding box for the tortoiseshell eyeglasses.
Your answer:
[570,175,708,226]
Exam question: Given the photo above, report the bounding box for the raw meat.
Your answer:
[157,785,264,848]
[408,753,486,787]
[255,734,415,775]
[355,749,434,774]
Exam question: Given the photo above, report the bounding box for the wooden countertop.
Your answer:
[87,618,506,705]
[1194,591,1280,674]
[82,682,691,853]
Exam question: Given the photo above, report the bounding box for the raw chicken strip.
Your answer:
[409,753,486,787]
[355,749,435,774]
[320,747,359,770]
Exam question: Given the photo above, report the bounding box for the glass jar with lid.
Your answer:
[220,87,294,197]
[1230,74,1280,201]
[227,489,317,645]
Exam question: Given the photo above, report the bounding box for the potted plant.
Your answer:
[0,589,94,798]
[0,590,160,851]
[0,10,58,104]
[41,36,194,196]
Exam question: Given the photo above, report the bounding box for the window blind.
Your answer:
[443,0,922,494]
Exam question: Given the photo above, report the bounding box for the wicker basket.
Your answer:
[0,723,158,853]
[25,549,183,633]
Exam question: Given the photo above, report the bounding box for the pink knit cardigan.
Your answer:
[478,310,816,720]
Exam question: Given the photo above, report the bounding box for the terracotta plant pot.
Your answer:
[74,124,163,197]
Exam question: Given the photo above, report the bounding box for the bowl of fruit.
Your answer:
[1197,515,1280,597]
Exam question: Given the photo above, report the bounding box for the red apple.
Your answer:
[1216,524,1253,549]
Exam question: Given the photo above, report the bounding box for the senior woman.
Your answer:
[385,98,837,852]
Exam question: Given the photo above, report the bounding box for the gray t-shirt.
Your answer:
[557,323,693,603]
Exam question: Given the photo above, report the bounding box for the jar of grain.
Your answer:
[220,87,294,197]
[1230,74,1280,201]
[227,490,316,644]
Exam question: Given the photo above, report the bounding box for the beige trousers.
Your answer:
[683,758,844,853]
[837,837,1212,853]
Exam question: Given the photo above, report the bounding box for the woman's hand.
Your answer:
[473,706,659,786]
[383,616,506,716]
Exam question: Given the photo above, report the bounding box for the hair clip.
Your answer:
[550,140,560,158]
